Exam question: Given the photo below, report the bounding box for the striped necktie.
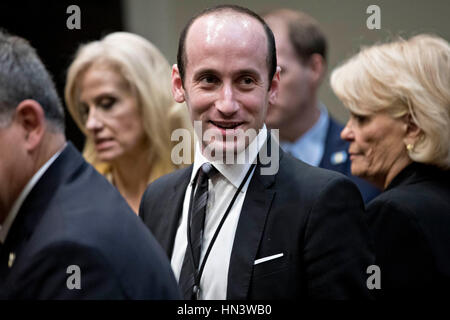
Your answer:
[178,163,217,300]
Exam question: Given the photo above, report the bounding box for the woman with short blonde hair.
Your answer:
[66,32,192,213]
[330,34,450,299]
[331,34,449,170]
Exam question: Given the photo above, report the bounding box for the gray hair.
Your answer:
[0,30,64,131]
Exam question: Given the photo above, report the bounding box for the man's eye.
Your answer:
[200,75,218,84]
[243,77,253,84]
[239,76,255,86]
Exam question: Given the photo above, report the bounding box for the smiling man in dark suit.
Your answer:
[0,30,180,299]
[140,5,374,300]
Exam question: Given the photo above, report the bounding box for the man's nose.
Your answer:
[215,84,239,116]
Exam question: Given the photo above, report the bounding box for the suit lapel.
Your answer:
[320,118,349,172]
[226,152,277,299]
[160,166,193,258]
[0,143,83,277]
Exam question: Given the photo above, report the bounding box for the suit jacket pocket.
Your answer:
[252,253,288,279]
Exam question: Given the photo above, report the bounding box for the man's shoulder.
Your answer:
[29,145,156,256]
[268,151,362,211]
[279,151,350,187]
[3,133,179,300]
[35,169,148,248]
[142,165,193,200]
[23,162,178,298]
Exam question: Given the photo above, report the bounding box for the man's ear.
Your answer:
[14,99,46,152]
[307,53,326,86]
[172,64,186,103]
[268,66,281,105]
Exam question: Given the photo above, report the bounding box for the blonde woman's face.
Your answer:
[340,111,408,186]
[78,65,146,162]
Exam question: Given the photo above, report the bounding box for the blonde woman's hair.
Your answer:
[65,32,192,182]
[330,34,450,169]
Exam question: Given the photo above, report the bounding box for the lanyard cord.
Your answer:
[187,162,257,297]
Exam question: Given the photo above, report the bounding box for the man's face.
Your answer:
[0,116,29,223]
[264,19,315,130]
[175,13,279,157]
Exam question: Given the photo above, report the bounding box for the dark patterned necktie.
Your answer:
[179,163,217,300]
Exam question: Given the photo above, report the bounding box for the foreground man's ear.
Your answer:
[14,99,46,152]
[268,66,281,105]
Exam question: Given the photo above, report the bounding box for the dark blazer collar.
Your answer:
[319,117,349,171]
[3,142,84,252]
[386,162,448,191]
[163,165,193,258]
[226,134,281,299]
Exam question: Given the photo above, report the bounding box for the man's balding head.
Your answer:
[177,5,277,86]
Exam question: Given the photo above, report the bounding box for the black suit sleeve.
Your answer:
[303,176,374,299]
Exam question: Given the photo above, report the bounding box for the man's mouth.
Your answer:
[209,120,243,130]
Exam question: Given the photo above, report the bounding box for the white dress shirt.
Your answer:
[0,143,66,243]
[171,125,268,300]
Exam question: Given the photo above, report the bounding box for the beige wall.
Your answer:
[123,0,450,124]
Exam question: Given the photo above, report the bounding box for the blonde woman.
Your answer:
[331,34,450,299]
[66,32,192,213]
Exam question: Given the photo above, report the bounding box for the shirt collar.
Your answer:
[191,125,267,189]
[0,143,67,243]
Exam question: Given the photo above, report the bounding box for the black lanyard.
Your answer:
[187,162,257,298]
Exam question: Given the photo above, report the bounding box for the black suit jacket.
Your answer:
[0,142,180,299]
[320,117,380,203]
[140,139,374,299]
[366,162,450,299]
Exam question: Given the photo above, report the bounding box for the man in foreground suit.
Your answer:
[263,9,380,203]
[140,5,374,300]
[0,31,180,299]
